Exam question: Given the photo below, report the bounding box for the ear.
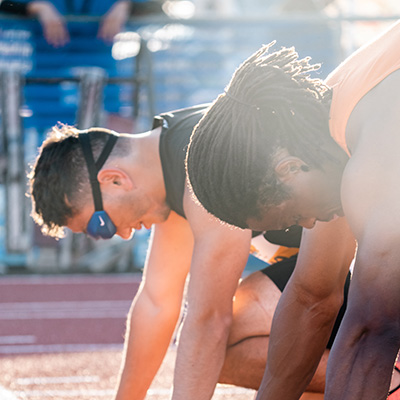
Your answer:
[97,168,134,191]
[274,157,309,182]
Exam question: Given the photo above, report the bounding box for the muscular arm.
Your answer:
[257,217,356,400]
[171,186,252,399]
[114,211,193,400]
[324,92,400,399]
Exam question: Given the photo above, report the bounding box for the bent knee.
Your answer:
[234,271,282,317]
[229,271,282,344]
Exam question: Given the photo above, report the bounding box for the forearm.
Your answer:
[325,314,399,400]
[257,288,340,400]
[108,0,132,16]
[325,246,400,400]
[172,313,231,400]
[114,300,181,400]
[25,1,51,16]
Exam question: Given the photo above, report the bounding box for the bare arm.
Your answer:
[257,217,356,400]
[114,211,193,400]
[98,1,131,43]
[171,186,252,399]
[324,98,400,399]
[325,230,400,400]
[26,1,69,47]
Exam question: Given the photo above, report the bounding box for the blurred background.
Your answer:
[0,0,399,276]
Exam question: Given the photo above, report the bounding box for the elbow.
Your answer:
[345,246,400,348]
[343,301,400,350]
[294,282,345,327]
[309,294,344,334]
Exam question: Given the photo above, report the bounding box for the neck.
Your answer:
[130,126,167,204]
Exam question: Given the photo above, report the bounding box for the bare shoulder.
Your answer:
[153,208,191,239]
[182,184,220,231]
[182,182,251,243]
[342,69,400,239]
[347,69,400,154]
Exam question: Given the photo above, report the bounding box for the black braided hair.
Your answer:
[186,43,333,229]
[28,125,124,238]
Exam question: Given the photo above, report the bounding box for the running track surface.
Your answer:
[0,274,255,400]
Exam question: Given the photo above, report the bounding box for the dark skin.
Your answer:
[324,68,400,400]
[249,68,400,400]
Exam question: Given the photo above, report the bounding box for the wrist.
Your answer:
[26,2,44,15]
[26,1,55,16]
[115,1,132,13]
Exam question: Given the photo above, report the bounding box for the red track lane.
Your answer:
[0,273,255,399]
[0,274,142,354]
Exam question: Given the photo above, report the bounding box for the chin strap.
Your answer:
[79,132,118,212]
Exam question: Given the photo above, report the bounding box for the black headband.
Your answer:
[79,132,118,212]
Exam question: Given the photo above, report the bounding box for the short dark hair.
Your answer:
[29,125,123,238]
[186,43,332,229]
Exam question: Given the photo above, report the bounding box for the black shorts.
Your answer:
[261,254,351,349]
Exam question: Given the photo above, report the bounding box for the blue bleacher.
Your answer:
[0,12,343,271]
[1,18,137,134]
[1,14,342,133]
[129,18,341,116]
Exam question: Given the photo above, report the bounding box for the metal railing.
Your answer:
[0,18,154,272]
[0,11,399,273]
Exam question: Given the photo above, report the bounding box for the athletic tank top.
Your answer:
[326,20,400,154]
[156,104,301,262]
[156,104,210,217]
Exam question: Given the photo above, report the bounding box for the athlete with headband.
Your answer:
[29,110,353,400]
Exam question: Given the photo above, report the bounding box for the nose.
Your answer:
[297,218,317,229]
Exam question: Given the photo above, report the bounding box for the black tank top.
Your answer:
[155,104,303,247]
[156,104,209,218]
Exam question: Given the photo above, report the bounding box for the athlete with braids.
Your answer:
[186,21,400,400]
[29,108,355,399]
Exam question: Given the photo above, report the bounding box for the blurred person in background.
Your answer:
[0,0,164,132]
[0,0,163,47]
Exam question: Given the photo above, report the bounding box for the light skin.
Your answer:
[65,127,331,400]
[248,70,400,400]
[26,1,131,47]
[220,269,331,399]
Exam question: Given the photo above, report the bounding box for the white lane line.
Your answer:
[0,335,36,344]
[0,274,142,285]
[0,343,123,355]
[147,387,255,396]
[13,389,115,397]
[0,300,131,319]
[10,386,255,398]
[16,375,100,385]
[0,386,20,400]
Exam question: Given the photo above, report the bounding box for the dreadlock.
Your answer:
[186,43,333,229]
[28,125,124,238]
